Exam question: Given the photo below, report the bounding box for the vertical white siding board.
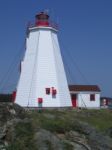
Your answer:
[51,32,71,106]
[15,31,40,107]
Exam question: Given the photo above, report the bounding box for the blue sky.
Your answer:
[0,0,112,97]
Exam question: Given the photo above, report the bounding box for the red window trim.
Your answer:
[46,88,50,94]
[38,98,43,103]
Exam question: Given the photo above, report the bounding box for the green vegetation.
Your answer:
[63,141,74,150]
[5,108,112,149]
[29,109,112,132]
[75,109,112,131]
[7,122,37,150]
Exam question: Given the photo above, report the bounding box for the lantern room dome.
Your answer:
[35,12,49,20]
[35,12,49,27]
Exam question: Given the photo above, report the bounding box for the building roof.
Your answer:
[69,85,101,92]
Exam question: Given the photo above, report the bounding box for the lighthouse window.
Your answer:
[46,88,50,94]
[90,94,95,101]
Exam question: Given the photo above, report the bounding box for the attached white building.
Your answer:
[69,85,101,108]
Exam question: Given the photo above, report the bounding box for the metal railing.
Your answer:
[27,20,58,30]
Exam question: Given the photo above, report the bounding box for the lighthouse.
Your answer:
[15,12,72,108]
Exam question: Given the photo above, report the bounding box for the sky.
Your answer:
[0,0,112,97]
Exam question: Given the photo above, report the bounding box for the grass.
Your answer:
[28,108,112,132]
[75,109,112,131]
[6,108,112,149]
[7,122,37,150]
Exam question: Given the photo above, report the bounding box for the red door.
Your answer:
[71,94,77,107]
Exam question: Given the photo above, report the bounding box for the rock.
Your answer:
[0,103,25,149]
[73,121,112,150]
[0,103,112,150]
[105,127,112,138]
[66,130,90,148]
[34,129,64,150]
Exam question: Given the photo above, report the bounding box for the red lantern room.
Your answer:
[35,12,49,27]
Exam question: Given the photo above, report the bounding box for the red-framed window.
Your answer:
[38,98,43,103]
[90,94,95,101]
[52,89,57,95]
[46,88,50,94]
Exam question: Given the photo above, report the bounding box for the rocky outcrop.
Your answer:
[34,129,64,150]
[106,127,112,138]
[0,103,25,149]
[0,103,112,150]
[71,122,112,150]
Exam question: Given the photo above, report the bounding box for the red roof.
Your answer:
[69,85,101,92]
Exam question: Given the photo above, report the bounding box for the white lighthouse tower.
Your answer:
[15,12,72,108]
